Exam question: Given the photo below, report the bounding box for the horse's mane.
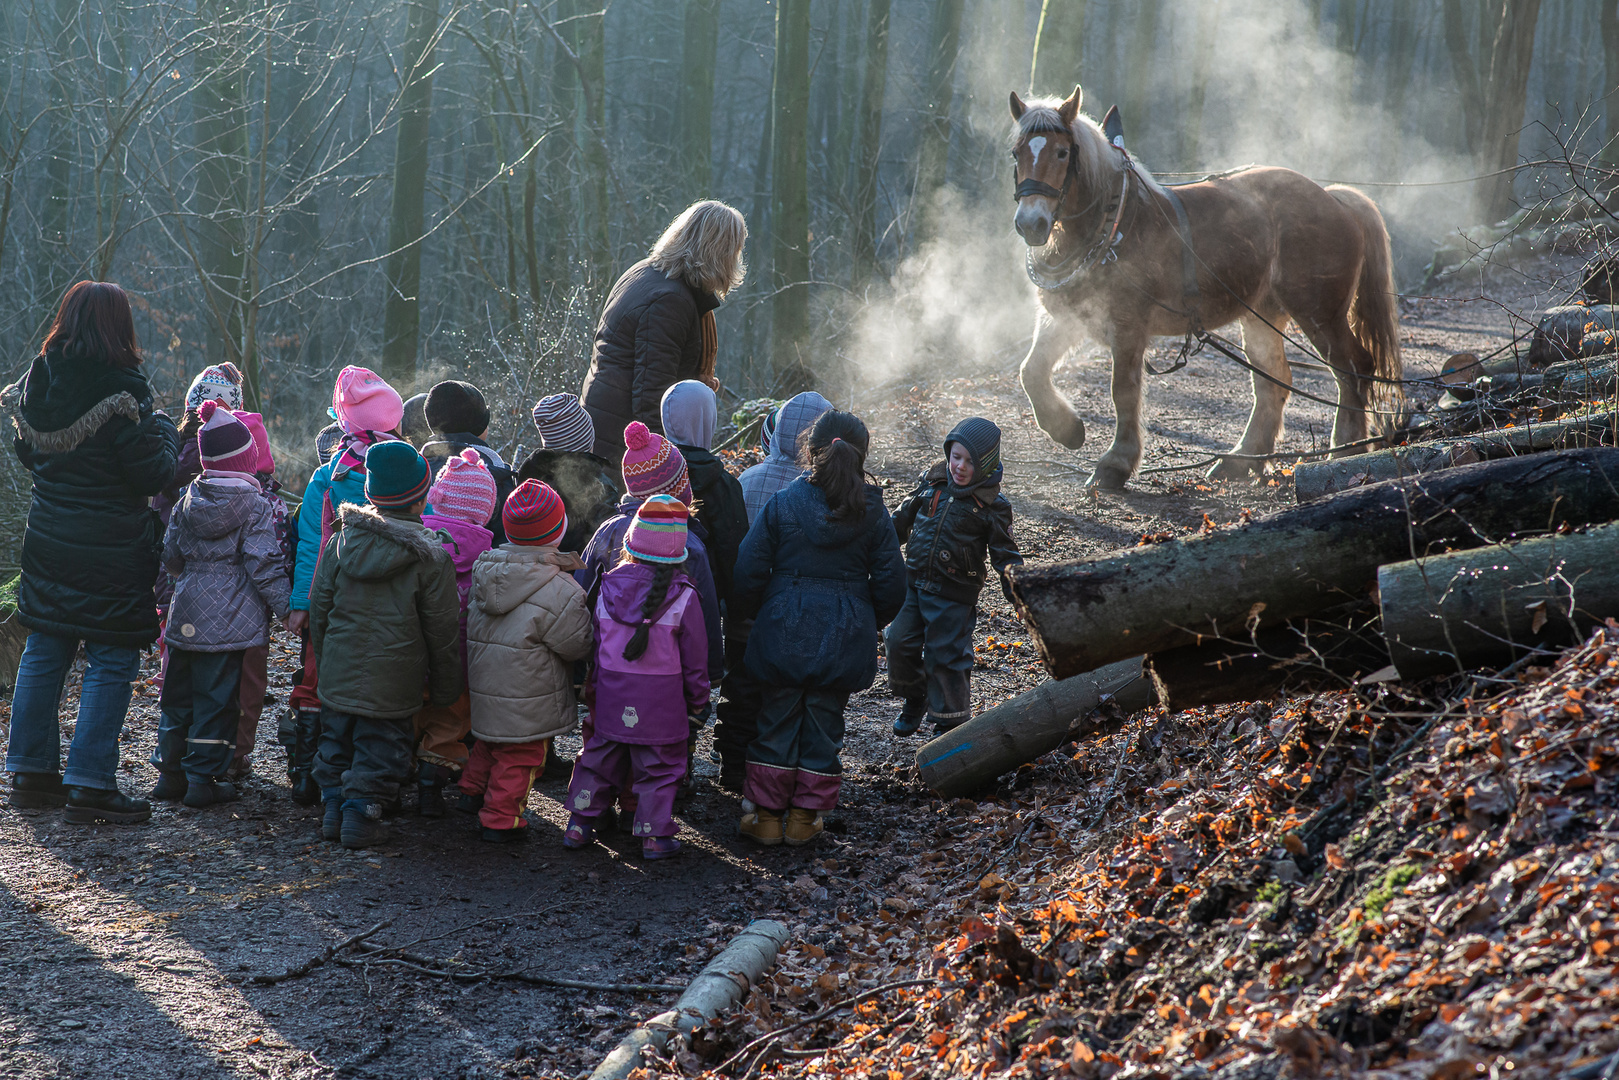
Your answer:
[1012,99,1167,202]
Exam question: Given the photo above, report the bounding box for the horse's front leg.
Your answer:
[1019,311,1087,450]
[1089,326,1147,491]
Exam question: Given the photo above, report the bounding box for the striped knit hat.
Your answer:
[428,449,497,526]
[531,393,596,453]
[760,406,780,455]
[944,416,1003,484]
[363,440,432,509]
[503,480,567,546]
[621,422,692,504]
[186,362,244,411]
[196,401,259,474]
[623,495,688,565]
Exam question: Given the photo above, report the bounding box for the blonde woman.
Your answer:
[579,200,747,463]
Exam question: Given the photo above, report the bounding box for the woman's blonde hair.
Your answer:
[649,200,748,298]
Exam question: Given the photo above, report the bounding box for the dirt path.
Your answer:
[0,255,1571,1080]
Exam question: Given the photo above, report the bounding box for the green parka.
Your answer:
[309,502,463,719]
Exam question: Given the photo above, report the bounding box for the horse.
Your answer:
[1007,85,1405,490]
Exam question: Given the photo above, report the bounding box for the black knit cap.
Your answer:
[424,380,491,435]
[944,416,1002,481]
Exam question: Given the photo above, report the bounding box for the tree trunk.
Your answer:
[831,0,862,206]
[915,658,1155,796]
[1443,0,1484,153]
[1380,0,1421,175]
[850,0,890,287]
[194,0,251,390]
[676,0,719,202]
[1380,521,1619,678]
[40,0,75,316]
[769,0,811,392]
[1602,1,1619,166]
[1008,449,1619,679]
[1293,411,1618,501]
[1030,0,1086,97]
[544,0,579,291]
[912,0,965,228]
[1122,0,1162,152]
[1146,600,1387,712]
[1181,0,1222,168]
[380,0,439,386]
[1476,0,1544,222]
[577,3,610,289]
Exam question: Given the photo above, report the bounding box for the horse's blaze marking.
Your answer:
[1028,135,1046,171]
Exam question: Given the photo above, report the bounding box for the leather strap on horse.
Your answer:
[1143,186,1201,377]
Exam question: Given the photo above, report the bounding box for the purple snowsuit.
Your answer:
[567,563,709,838]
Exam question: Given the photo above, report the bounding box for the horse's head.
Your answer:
[1009,86,1084,247]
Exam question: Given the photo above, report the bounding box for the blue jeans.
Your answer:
[5,632,142,790]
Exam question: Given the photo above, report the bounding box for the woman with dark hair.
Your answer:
[3,281,180,823]
[730,410,906,846]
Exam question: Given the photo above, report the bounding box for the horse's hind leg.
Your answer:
[1210,306,1292,480]
[1019,310,1088,450]
[1296,315,1373,453]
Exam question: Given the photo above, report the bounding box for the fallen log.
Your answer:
[1379,521,1619,679]
[1527,304,1619,366]
[1293,411,1617,501]
[914,657,1155,796]
[1008,449,1619,679]
[1146,601,1387,711]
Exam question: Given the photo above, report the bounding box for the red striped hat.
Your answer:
[623,495,688,565]
[503,479,567,547]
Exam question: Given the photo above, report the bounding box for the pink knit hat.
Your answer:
[623,495,689,564]
[331,366,404,435]
[621,422,692,504]
[197,401,259,474]
[234,411,274,474]
[428,449,497,526]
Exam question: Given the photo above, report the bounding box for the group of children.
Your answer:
[152,362,1023,858]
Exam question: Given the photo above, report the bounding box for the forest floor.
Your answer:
[0,247,1608,1080]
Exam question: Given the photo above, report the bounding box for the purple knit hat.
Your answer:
[428,449,497,526]
[196,401,259,474]
[621,422,693,504]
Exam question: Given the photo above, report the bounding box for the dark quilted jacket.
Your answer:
[4,348,179,646]
[892,462,1023,605]
[163,477,292,651]
[579,260,720,461]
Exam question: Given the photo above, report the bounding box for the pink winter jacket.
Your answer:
[587,562,710,746]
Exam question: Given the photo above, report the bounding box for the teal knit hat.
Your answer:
[364,440,432,508]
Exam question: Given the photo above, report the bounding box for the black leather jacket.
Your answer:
[892,462,1022,605]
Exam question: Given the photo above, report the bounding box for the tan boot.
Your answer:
[784,807,824,846]
[739,800,784,846]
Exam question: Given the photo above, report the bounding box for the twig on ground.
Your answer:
[249,919,392,985]
[342,942,681,994]
[715,978,936,1078]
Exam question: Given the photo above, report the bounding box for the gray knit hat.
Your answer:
[531,392,596,453]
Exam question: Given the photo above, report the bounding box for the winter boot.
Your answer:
[289,710,322,806]
[340,799,385,849]
[276,708,298,779]
[642,836,682,860]
[892,699,927,737]
[739,800,784,846]
[63,786,151,825]
[784,807,825,847]
[481,824,528,844]
[183,780,240,808]
[928,669,972,734]
[455,790,484,814]
[8,771,68,809]
[320,787,343,842]
[149,770,188,802]
[224,757,251,784]
[562,815,594,849]
[416,761,448,818]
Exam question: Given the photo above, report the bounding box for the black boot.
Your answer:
[289,710,322,806]
[892,699,927,737]
[416,761,447,818]
[8,771,68,809]
[340,799,385,848]
[63,786,152,825]
[276,708,298,780]
[183,780,240,808]
[149,771,188,802]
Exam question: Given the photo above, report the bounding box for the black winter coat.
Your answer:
[892,462,1023,606]
[513,447,624,554]
[733,480,906,692]
[678,445,748,607]
[579,259,720,461]
[5,348,180,646]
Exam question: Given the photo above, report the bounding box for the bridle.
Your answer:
[1013,133,1131,291]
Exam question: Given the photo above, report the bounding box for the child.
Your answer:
[419,379,515,543]
[286,366,405,805]
[731,411,905,846]
[308,440,461,848]
[888,417,1023,737]
[565,496,709,859]
[461,480,594,843]
[413,449,497,815]
[737,391,832,525]
[227,410,292,782]
[515,392,624,553]
[153,403,292,808]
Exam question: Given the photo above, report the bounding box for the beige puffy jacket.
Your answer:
[466,545,595,743]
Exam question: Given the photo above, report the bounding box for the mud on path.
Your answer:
[0,256,1574,1080]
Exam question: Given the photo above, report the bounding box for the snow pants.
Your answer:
[235,643,269,763]
[713,628,760,775]
[567,734,686,838]
[885,585,975,729]
[459,738,548,831]
[154,648,244,783]
[744,687,849,812]
[312,708,414,801]
[413,689,471,768]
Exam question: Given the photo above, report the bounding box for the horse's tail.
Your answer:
[1326,184,1407,441]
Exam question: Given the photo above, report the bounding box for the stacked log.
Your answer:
[1008,449,1619,679]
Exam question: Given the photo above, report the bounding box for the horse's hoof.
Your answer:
[1206,456,1259,481]
[1039,415,1087,451]
[1085,465,1130,492]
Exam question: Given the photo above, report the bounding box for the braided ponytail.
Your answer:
[622,561,676,661]
[804,410,871,522]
